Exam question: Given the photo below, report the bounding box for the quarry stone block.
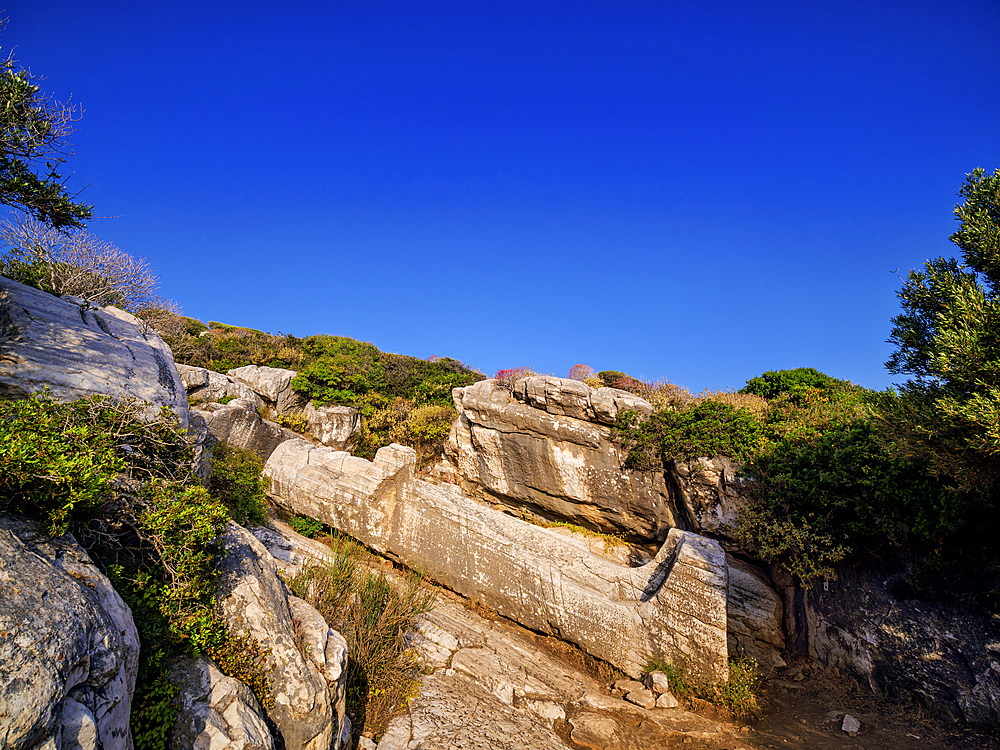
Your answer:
[264,440,729,683]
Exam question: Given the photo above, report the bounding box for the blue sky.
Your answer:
[5,1,999,391]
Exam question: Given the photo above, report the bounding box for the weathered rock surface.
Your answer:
[445,378,681,542]
[253,520,738,750]
[178,364,264,409]
[0,514,139,750]
[727,554,786,668]
[264,439,730,683]
[669,456,745,540]
[170,656,275,750]
[512,375,654,424]
[0,275,188,425]
[792,564,1000,725]
[376,671,569,750]
[391,588,733,750]
[228,365,307,414]
[193,399,298,463]
[304,402,360,450]
[287,595,349,730]
[213,522,341,750]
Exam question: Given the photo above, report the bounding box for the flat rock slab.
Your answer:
[377,672,570,750]
[255,523,737,750]
[403,590,733,750]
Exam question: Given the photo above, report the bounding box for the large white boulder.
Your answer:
[0,275,188,426]
[228,365,308,414]
[446,378,680,541]
[265,440,730,684]
[0,514,139,750]
[178,363,264,410]
[214,522,345,750]
[170,656,276,750]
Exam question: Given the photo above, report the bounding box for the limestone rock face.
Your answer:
[169,657,275,750]
[178,364,264,410]
[0,275,188,426]
[213,522,336,750]
[193,399,298,463]
[796,565,1000,725]
[669,456,745,539]
[726,555,786,668]
[287,595,349,735]
[304,402,359,450]
[228,365,307,414]
[0,514,139,750]
[512,375,653,424]
[265,440,730,683]
[446,378,680,542]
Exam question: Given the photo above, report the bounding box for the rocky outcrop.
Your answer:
[726,555,785,668]
[214,522,347,750]
[0,514,139,750]
[180,364,360,452]
[252,522,735,750]
[192,399,299,463]
[0,275,188,425]
[446,378,681,542]
[228,365,308,415]
[264,439,730,683]
[178,363,264,409]
[170,657,276,750]
[781,564,1000,725]
[669,456,744,540]
[305,402,360,450]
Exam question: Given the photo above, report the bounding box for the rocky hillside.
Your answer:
[2,273,1000,750]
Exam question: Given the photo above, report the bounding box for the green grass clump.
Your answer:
[644,656,763,717]
[289,533,435,743]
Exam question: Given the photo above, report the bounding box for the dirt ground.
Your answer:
[738,662,1000,750]
[525,623,999,750]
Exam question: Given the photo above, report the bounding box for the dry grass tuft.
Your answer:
[288,533,436,743]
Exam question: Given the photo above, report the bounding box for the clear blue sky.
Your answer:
[5,1,999,391]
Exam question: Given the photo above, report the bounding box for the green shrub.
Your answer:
[271,410,309,433]
[0,393,193,535]
[644,656,694,700]
[643,656,762,716]
[149,312,304,373]
[209,443,269,526]
[614,401,767,471]
[0,392,275,748]
[0,393,124,534]
[290,337,480,408]
[351,398,457,469]
[291,515,324,539]
[705,658,763,717]
[291,336,386,405]
[740,367,843,401]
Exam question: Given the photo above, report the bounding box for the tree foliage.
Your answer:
[740,367,844,401]
[0,26,91,228]
[883,168,1000,491]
